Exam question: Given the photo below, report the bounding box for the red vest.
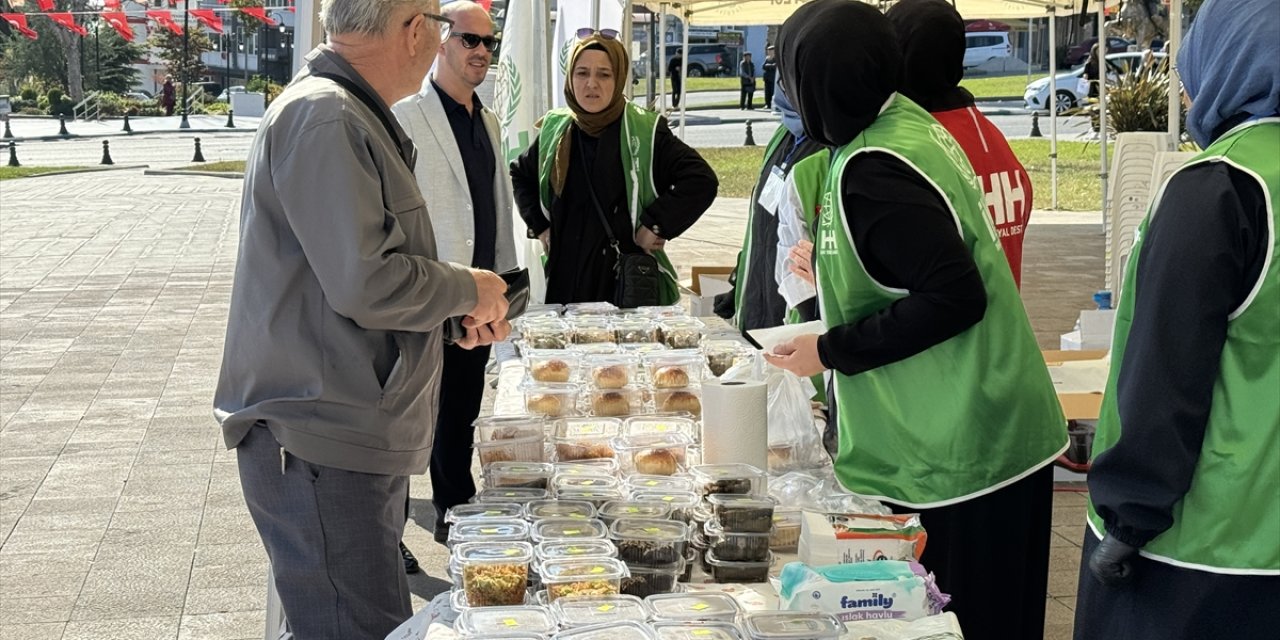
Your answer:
[931,106,1033,288]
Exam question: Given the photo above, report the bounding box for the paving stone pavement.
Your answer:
[0,172,1099,639]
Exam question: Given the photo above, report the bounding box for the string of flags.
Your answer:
[2,0,294,42]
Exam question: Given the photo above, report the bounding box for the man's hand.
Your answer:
[1089,535,1139,586]
[538,229,550,253]
[761,333,827,377]
[789,240,815,285]
[456,319,512,350]
[468,269,509,326]
[635,226,666,252]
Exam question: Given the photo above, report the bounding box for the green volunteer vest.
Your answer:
[1087,118,1280,574]
[816,95,1067,508]
[537,104,679,305]
[734,127,791,329]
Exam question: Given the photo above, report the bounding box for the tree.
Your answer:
[147,26,213,83]
[84,24,144,94]
[1,19,70,94]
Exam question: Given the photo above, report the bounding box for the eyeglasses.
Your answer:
[575,28,619,40]
[449,31,500,52]
[406,12,454,30]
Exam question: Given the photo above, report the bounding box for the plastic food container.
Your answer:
[553,418,622,461]
[742,612,843,640]
[641,350,703,381]
[587,385,645,418]
[446,502,525,524]
[473,416,547,466]
[553,459,621,478]
[449,587,534,612]
[535,539,618,564]
[570,318,617,345]
[679,547,695,582]
[653,387,702,418]
[526,351,582,384]
[448,518,530,549]
[701,340,751,378]
[556,487,625,510]
[521,317,570,350]
[525,499,597,522]
[612,318,660,344]
[707,494,776,533]
[485,462,554,490]
[704,549,772,583]
[616,432,693,476]
[658,318,705,350]
[610,518,688,568]
[651,622,746,640]
[765,440,802,473]
[551,620,655,640]
[454,604,557,637]
[564,302,619,318]
[539,557,628,603]
[597,500,674,528]
[704,520,771,562]
[690,464,767,497]
[646,592,741,624]
[623,415,698,440]
[552,474,621,495]
[552,593,647,628]
[619,342,669,357]
[631,491,701,524]
[455,541,534,607]
[619,563,683,598]
[769,507,803,551]
[522,303,563,317]
[475,487,549,504]
[582,353,642,389]
[523,382,582,418]
[633,304,686,319]
[626,475,696,495]
[531,517,610,544]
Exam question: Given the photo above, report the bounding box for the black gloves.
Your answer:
[1089,534,1139,586]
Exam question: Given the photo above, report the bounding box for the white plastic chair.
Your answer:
[1105,133,1169,294]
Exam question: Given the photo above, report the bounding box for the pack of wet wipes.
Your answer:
[777,560,949,623]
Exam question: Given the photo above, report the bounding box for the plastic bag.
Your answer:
[774,171,818,309]
[843,612,966,639]
[769,468,892,515]
[721,364,827,473]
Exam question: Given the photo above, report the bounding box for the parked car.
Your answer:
[1023,51,1166,113]
[637,43,740,78]
[1064,36,1133,67]
[216,86,247,103]
[124,91,153,102]
[963,31,1012,68]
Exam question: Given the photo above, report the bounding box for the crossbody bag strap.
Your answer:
[312,72,411,170]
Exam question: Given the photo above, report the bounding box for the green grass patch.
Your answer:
[0,166,86,180]
[696,146,767,198]
[1009,139,1112,211]
[178,160,246,172]
[960,74,1032,99]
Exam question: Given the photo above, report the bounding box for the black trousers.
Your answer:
[763,78,775,109]
[890,465,1054,640]
[740,83,755,109]
[429,342,492,527]
[671,76,682,108]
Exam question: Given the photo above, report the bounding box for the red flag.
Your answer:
[145,10,182,35]
[103,0,121,8]
[49,12,89,37]
[240,6,277,25]
[36,0,55,11]
[1,13,38,39]
[189,9,223,33]
[101,11,134,41]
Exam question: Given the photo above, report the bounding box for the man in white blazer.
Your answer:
[391,0,516,570]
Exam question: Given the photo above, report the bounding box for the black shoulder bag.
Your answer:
[581,154,661,309]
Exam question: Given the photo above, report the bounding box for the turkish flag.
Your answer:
[49,12,89,37]
[145,10,183,35]
[190,9,223,33]
[36,0,55,11]
[239,6,276,26]
[0,13,39,40]
[104,0,122,9]
[101,11,134,41]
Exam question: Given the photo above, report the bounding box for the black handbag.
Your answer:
[442,267,530,344]
[582,159,662,309]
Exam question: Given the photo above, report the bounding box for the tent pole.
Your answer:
[1098,0,1109,224]
[1026,18,1033,85]
[1167,0,1182,150]
[591,0,600,29]
[1049,8,1059,210]
[678,7,691,139]
[622,1,634,100]
[658,4,667,113]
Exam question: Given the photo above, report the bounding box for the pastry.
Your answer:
[557,442,616,461]
[592,391,631,417]
[633,448,679,476]
[592,365,628,389]
[652,366,690,389]
[531,359,572,383]
[527,393,564,416]
[660,390,701,416]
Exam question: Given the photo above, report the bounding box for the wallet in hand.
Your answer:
[443,267,530,344]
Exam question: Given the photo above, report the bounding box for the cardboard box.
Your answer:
[1062,309,1116,350]
[681,266,733,318]
[1042,350,1107,420]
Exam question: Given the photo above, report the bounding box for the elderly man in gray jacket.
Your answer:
[213,0,511,636]
[391,0,516,560]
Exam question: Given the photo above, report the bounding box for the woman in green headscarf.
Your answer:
[511,30,718,305]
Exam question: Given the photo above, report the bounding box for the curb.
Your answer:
[1,164,150,179]
[143,169,244,179]
[3,127,252,143]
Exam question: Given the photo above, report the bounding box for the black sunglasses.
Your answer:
[450,31,500,52]
[575,28,619,40]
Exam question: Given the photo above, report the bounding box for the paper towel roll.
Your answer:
[701,379,769,469]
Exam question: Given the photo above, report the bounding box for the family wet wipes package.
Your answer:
[777,560,949,623]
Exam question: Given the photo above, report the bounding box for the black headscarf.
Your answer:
[776,0,901,147]
[885,0,975,112]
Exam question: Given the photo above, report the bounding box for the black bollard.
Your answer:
[192,137,206,163]
[7,141,19,167]
[100,140,114,165]
[2,119,12,139]
[225,110,235,129]
[122,113,133,133]
[58,114,69,136]
[744,121,757,147]
[1030,111,1043,138]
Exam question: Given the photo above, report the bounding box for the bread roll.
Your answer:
[592,391,631,417]
[532,359,572,383]
[592,365,628,389]
[660,391,701,416]
[634,448,679,475]
[527,393,564,416]
[653,366,690,389]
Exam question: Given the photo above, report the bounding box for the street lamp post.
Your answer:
[179,0,190,129]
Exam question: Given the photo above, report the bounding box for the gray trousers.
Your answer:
[237,425,410,640]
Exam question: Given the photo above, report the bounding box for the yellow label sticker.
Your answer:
[581,480,596,486]
[567,546,584,554]
[691,603,711,611]
[564,529,581,535]
[643,527,661,534]
[503,618,519,627]
[571,513,586,519]
[645,480,659,486]
[662,496,675,502]
[481,528,499,534]
[503,549,520,556]
[693,632,712,637]
[484,510,501,516]
[624,507,639,513]
[590,566,605,574]
[596,604,615,612]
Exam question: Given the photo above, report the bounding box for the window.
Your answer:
[966,35,1003,49]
